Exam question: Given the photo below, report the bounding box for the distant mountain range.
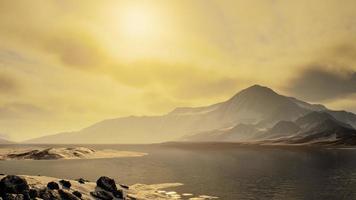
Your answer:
[0,138,13,144]
[26,85,356,146]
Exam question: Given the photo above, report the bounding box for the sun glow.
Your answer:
[119,5,158,40]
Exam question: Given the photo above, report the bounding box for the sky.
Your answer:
[0,0,356,141]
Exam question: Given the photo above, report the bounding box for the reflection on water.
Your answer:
[1,143,356,199]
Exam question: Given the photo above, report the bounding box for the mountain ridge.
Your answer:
[25,85,356,144]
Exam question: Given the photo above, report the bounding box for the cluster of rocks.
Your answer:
[0,175,129,200]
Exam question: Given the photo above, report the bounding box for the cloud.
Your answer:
[289,68,356,102]
[105,60,243,100]
[0,103,49,119]
[43,30,109,69]
[0,73,19,93]
[0,1,110,70]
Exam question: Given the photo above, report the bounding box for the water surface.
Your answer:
[1,143,356,199]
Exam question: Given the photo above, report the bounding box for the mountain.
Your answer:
[181,123,261,142]
[295,112,338,129]
[25,85,356,144]
[186,111,356,146]
[280,113,356,145]
[261,121,300,139]
[0,138,14,144]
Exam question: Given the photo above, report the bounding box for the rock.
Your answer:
[58,189,80,200]
[47,182,59,190]
[72,191,82,198]
[39,188,60,200]
[126,195,137,200]
[3,194,24,200]
[28,189,38,199]
[20,192,30,200]
[96,176,117,192]
[76,178,86,184]
[112,190,124,199]
[119,184,129,189]
[59,180,71,189]
[90,191,113,200]
[0,175,29,194]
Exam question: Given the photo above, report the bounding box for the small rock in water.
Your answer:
[72,191,82,198]
[59,180,71,189]
[96,176,117,192]
[0,175,29,194]
[47,182,60,190]
[90,191,113,200]
[58,189,80,200]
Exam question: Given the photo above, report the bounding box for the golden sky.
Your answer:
[0,0,356,141]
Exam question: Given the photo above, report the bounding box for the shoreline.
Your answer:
[0,174,218,200]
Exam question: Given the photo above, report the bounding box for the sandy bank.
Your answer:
[0,147,147,160]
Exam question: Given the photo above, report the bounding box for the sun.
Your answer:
[119,5,158,40]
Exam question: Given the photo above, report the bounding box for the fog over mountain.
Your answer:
[26,85,356,145]
[0,137,13,144]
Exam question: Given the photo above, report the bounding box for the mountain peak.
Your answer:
[229,85,279,101]
[245,84,274,92]
[239,84,277,96]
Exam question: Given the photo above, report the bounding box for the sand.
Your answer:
[0,147,147,160]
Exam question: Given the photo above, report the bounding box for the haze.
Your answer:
[0,0,356,141]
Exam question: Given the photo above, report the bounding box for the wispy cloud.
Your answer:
[0,73,19,94]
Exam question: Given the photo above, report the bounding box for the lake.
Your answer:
[1,143,356,199]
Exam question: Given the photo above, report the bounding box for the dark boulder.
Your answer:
[59,180,71,189]
[90,191,113,200]
[72,191,82,198]
[58,189,80,200]
[0,175,29,194]
[47,182,59,190]
[96,176,117,192]
[39,188,60,200]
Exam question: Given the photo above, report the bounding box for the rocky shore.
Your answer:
[0,175,218,200]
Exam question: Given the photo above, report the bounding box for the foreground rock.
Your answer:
[0,175,29,194]
[0,175,218,200]
[97,176,118,192]
[0,147,147,160]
